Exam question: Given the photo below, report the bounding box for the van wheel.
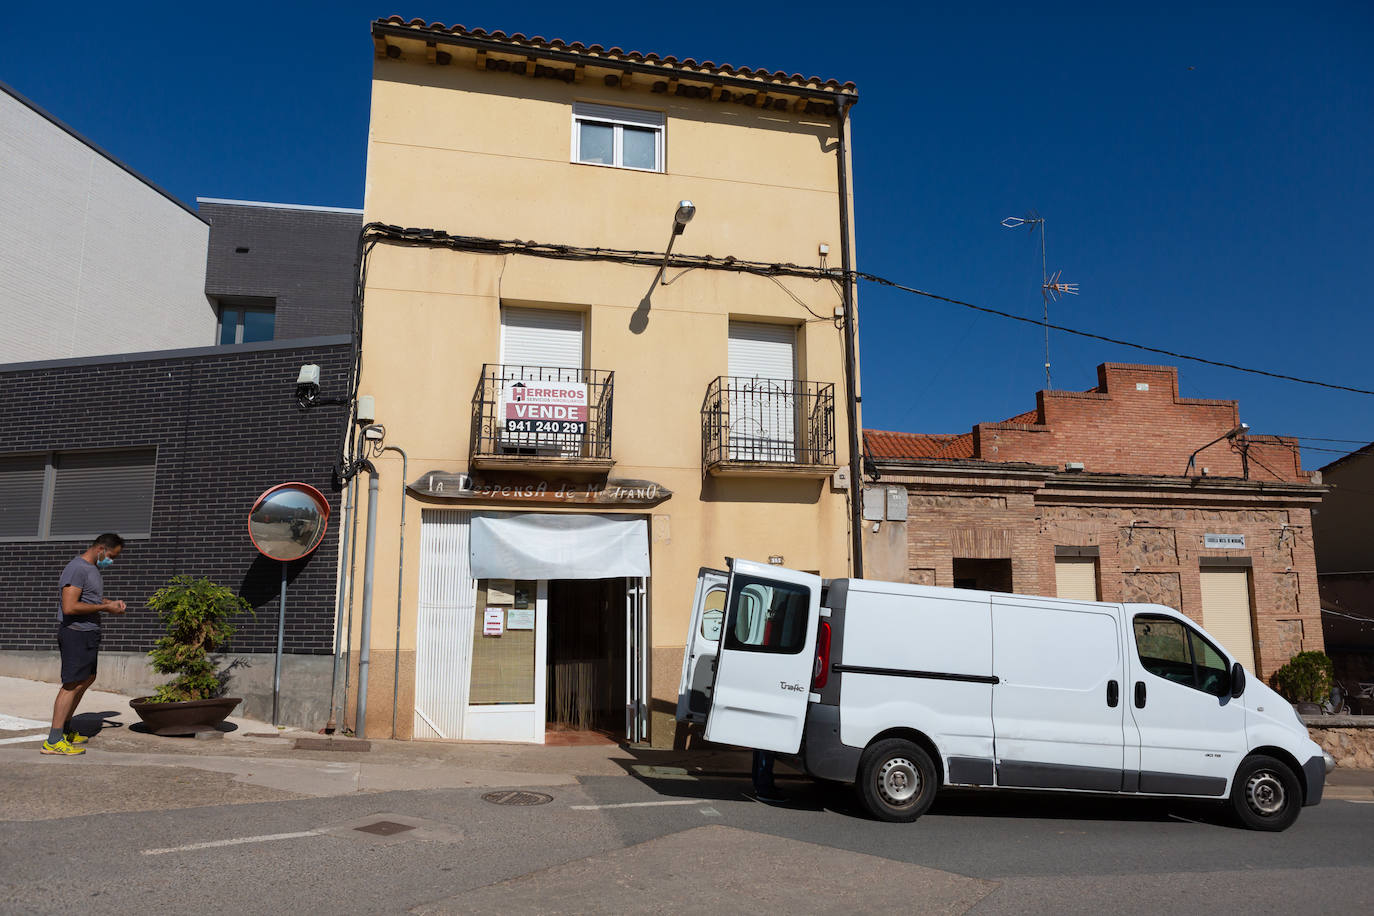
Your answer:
[857,738,937,823]
[1230,755,1301,831]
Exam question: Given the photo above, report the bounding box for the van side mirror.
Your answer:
[1229,662,1246,698]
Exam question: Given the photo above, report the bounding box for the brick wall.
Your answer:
[973,364,1304,482]
[200,200,361,340]
[0,338,351,655]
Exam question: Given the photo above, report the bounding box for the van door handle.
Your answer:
[1134,681,1147,708]
[1107,680,1119,707]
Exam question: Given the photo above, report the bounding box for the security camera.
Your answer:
[296,364,321,403]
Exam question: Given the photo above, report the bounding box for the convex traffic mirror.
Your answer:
[249,483,330,561]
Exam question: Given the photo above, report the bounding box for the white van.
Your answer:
[677,558,1333,831]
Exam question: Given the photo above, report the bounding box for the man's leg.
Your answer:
[64,674,97,734]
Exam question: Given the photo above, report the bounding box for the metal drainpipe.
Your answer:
[383,445,408,739]
[324,473,354,733]
[834,96,864,577]
[355,458,380,739]
[339,428,365,731]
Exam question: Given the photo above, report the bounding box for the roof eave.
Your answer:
[371,20,858,105]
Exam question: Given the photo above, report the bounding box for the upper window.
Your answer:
[217,302,275,345]
[572,102,665,173]
[0,449,156,540]
[1133,614,1231,697]
[724,575,811,655]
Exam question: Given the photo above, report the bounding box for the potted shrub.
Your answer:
[130,576,252,736]
[1272,650,1334,716]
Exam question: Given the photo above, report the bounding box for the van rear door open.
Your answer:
[676,568,728,724]
[703,559,822,754]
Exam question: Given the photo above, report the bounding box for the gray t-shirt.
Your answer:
[58,557,104,632]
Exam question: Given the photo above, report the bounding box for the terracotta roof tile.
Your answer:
[375,17,859,93]
[865,429,975,461]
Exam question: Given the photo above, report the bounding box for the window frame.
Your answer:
[216,301,276,345]
[1132,612,1231,697]
[570,102,666,173]
[0,448,156,542]
[722,574,812,656]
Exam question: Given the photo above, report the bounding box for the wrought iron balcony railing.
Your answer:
[471,364,614,465]
[701,376,836,472]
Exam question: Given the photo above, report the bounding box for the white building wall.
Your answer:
[0,88,212,362]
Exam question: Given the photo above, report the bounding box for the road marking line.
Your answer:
[570,799,707,811]
[1341,799,1374,805]
[0,734,45,745]
[141,830,321,855]
[698,806,721,817]
[0,715,49,730]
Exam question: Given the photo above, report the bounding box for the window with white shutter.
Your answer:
[1055,557,1099,601]
[727,321,798,462]
[500,307,584,370]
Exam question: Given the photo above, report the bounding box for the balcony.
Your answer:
[701,376,837,477]
[470,364,614,471]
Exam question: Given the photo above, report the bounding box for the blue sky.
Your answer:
[7,2,1371,464]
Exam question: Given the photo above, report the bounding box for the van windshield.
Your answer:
[724,575,811,655]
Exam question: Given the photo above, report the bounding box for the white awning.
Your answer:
[469,512,649,579]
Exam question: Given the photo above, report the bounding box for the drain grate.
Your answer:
[482,790,553,807]
[354,820,416,836]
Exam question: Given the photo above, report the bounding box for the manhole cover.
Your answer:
[354,820,416,836]
[482,791,553,807]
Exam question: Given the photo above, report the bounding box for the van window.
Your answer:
[1133,614,1231,697]
[724,575,810,655]
[700,588,726,641]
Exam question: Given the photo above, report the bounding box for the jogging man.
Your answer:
[44,533,126,756]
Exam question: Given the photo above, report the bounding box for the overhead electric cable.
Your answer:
[350,224,1374,399]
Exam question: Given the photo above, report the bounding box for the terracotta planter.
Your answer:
[130,696,242,736]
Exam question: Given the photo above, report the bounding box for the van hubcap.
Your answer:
[1245,770,1286,816]
[878,757,920,805]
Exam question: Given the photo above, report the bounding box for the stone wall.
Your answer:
[1307,719,1374,769]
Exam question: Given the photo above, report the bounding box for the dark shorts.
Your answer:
[57,628,101,683]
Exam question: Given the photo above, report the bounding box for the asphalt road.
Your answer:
[3,759,1371,915]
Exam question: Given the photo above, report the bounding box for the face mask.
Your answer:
[96,555,114,570]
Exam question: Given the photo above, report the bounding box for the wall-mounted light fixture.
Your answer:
[1184,422,1249,476]
[658,200,695,283]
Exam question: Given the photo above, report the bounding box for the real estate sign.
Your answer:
[500,380,588,436]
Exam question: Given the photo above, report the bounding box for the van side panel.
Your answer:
[837,584,995,767]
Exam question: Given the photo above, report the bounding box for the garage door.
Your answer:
[1198,567,1256,673]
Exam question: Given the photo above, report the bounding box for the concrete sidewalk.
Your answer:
[0,675,763,820]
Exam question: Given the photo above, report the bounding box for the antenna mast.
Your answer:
[1002,211,1077,388]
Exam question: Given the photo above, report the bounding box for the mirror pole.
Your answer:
[273,560,287,726]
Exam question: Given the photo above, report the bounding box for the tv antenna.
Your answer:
[1001,210,1077,388]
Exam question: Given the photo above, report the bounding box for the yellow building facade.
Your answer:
[343,18,861,746]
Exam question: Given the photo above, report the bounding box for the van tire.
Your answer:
[856,738,937,823]
[1230,754,1301,831]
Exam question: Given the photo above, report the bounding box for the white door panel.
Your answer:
[414,510,476,740]
[992,598,1127,789]
[704,559,821,754]
[1127,607,1247,795]
[676,568,728,724]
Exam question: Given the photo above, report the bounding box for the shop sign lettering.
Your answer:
[407,471,671,507]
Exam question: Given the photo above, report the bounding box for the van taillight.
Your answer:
[812,620,832,690]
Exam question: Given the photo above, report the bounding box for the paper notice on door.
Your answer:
[483,608,504,636]
[486,580,516,606]
[506,607,535,630]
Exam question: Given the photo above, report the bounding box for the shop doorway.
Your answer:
[546,578,627,738]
